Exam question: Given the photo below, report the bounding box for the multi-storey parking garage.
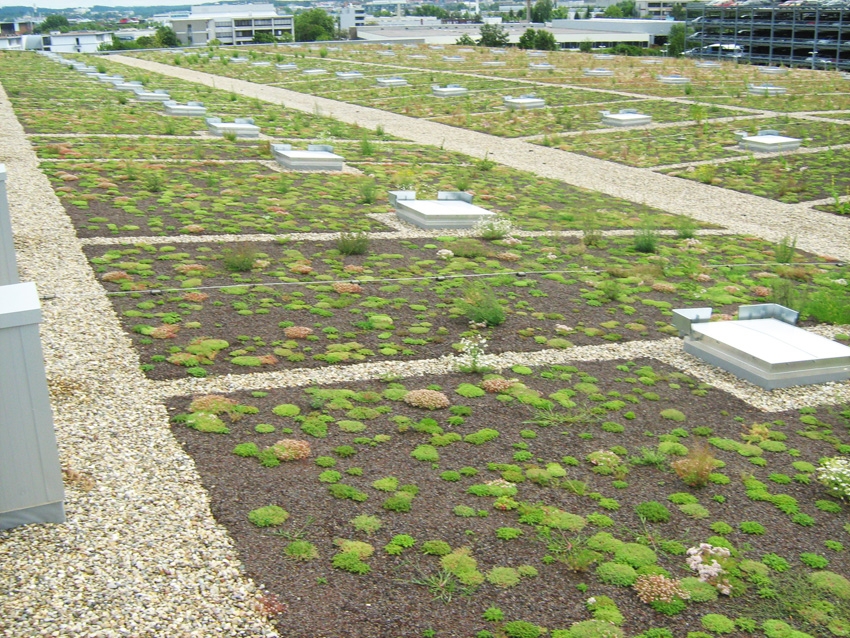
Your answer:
[686,1,850,69]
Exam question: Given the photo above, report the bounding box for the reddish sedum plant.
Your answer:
[150,324,180,339]
[289,263,313,275]
[481,378,517,394]
[272,439,312,461]
[403,389,451,410]
[332,282,363,294]
[284,326,313,339]
[101,271,131,282]
[183,292,209,302]
[189,394,238,414]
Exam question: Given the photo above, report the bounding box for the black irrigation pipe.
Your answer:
[38,260,845,302]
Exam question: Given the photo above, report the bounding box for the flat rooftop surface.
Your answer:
[692,318,850,365]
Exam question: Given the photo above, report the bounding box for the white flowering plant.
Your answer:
[452,334,496,374]
[474,215,513,240]
[686,543,732,595]
[817,457,850,500]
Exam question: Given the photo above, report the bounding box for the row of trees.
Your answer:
[99,26,179,50]
[465,21,686,55]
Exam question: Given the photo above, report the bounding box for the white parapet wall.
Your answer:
[0,281,65,529]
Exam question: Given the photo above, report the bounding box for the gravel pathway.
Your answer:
[110,56,850,261]
[0,82,278,638]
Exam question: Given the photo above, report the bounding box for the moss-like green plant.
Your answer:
[464,428,500,445]
[496,527,523,541]
[233,442,259,457]
[422,540,452,556]
[596,561,638,586]
[503,620,541,638]
[762,553,790,572]
[700,614,736,634]
[809,570,850,599]
[351,514,382,535]
[284,540,319,560]
[660,409,686,422]
[318,470,341,483]
[800,552,828,569]
[739,521,765,535]
[332,550,371,574]
[328,484,368,502]
[411,444,440,462]
[272,403,301,418]
[483,607,504,622]
[680,577,719,603]
[382,493,413,512]
[487,566,521,588]
[635,501,671,523]
[587,532,624,553]
[561,620,624,638]
[372,476,399,492]
[247,505,289,527]
[456,383,486,398]
[614,543,657,569]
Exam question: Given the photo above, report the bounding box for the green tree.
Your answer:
[579,39,593,52]
[294,8,335,42]
[531,0,553,23]
[413,4,450,18]
[36,14,69,33]
[478,23,509,46]
[154,26,179,48]
[252,32,276,43]
[670,3,686,20]
[136,36,155,48]
[455,33,476,45]
[584,6,592,18]
[551,7,570,18]
[667,23,687,56]
[517,28,537,49]
[603,5,624,17]
[534,29,557,50]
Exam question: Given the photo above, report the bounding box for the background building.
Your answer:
[45,31,111,53]
[168,4,294,46]
[339,4,367,30]
[686,2,850,69]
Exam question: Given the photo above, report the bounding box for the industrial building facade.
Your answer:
[685,2,850,70]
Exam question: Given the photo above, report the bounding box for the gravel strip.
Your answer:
[0,83,278,638]
[652,141,850,171]
[152,333,850,413]
[109,56,850,261]
[77,211,735,248]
